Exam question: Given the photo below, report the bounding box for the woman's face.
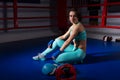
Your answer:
[69,11,78,24]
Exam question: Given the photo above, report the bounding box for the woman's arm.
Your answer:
[60,26,79,51]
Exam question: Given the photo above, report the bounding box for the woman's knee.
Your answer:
[55,38,63,42]
[55,38,64,47]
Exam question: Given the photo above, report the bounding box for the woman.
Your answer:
[33,8,87,64]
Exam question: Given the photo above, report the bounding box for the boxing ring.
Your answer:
[0,0,120,80]
[71,0,120,28]
[0,37,120,80]
[0,0,120,30]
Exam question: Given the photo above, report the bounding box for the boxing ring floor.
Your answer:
[0,37,120,80]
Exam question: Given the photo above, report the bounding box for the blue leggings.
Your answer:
[41,38,86,64]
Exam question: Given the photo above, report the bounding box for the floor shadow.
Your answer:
[77,77,96,80]
[83,51,120,64]
[39,51,120,65]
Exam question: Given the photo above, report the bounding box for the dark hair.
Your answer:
[68,8,81,21]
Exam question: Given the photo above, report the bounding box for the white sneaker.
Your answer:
[32,54,45,61]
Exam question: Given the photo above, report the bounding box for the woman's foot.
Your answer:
[32,53,45,61]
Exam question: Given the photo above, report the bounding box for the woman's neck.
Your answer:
[73,21,79,25]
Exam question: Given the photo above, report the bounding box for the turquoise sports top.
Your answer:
[70,26,87,41]
[74,30,87,41]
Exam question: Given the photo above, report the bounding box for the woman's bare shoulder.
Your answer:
[78,22,85,31]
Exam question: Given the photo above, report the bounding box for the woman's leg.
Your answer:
[54,48,86,64]
[40,38,65,55]
[33,39,59,60]
[33,38,77,60]
[55,38,75,52]
[33,38,68,60]
[41,38,75,56]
